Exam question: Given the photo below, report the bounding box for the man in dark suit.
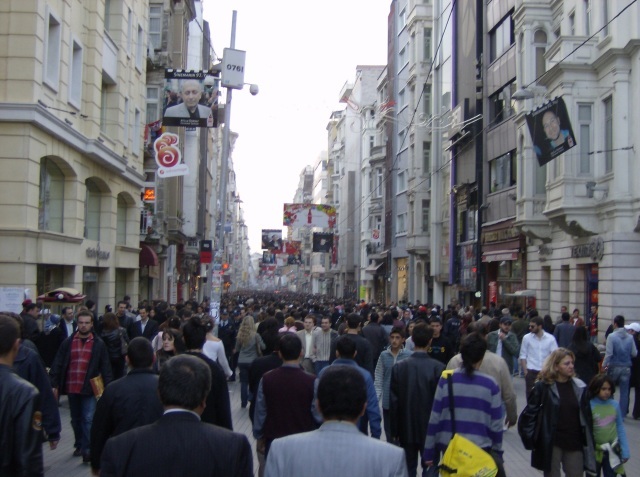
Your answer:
[100,354,252,477]
[329,313,374,376]
[58,306,77,340]
[90,338,164,475]
[248,343,283,423]
[130,306,159,341]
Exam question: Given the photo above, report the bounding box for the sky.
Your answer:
[203,1,390,253]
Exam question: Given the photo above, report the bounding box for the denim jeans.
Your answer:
[68,394,96,454]
[597,451,624,477]
[314,360,330,375]
[238,362,251,406]
[608,366,631,416]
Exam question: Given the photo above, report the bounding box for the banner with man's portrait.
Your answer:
[163,70,219,128]
[525,97,577,166]
[312,233,334,253]
[261,229,283,250]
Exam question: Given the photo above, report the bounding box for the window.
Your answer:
[123,98,130,148]
[490,151,516,192]
[569,11,576,35]
[104,0,112,32]
[423,141,431,181]
[136,24,144,71]
[68,38,83,108]
[584,0,591,36]
[100,81,109,133]
[126,8,133,53]
[375,168,383,198]
[149,5,162,51]
[489,14,514,62]
[369,135,374,156]
[38,158,64,233]
[146,87,159,123]
[399,89,406,109]
[44,8,61,90]
[398,6,407,32]
[133,108,141,155]
[116,195,128,244]
[578,104,592,174]
[602,1,609,36]
[423,28,432,63]
[421,200,430,233]
[423,83,432,119]
[534,30,547,80]
[84,179,102,240]
[604,96,612,173]
[396,213,407,234]
[488,82,516,125]
[397,170,407,193]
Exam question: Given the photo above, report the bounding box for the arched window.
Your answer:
[38,157,65,232]
[534,30,548,80]
[84,179,102,240]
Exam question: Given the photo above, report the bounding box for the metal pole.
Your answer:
[217,11,236,298]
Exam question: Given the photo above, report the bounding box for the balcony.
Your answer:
[406,233,430,255]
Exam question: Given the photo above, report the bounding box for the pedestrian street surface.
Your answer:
[44,374,640,476]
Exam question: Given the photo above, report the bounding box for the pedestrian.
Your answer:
[602,315,637,416]
[427,317,453,365]
[235,315,266,408]
[253,334,317,459]
[554,312,575,348]
[424,332,505,476]
[329,313,374,377]
[100,355,253,477]
[312,316,337,375]
[217,309,238,380]
[99,312,129,380]
[296,315,317,374]
[265,366,408,477]
[568,325,602,387]
[90,337,164,475]
[522,348,596,477]
[487,316,520,375]
[519,315,558,401]
[374,326,412,442]
[361,311,388,369]
[389,323,444,477]
[0,314,44,476]
[49,310,113,463]
[202,315,233,378]
[589,374,630,477]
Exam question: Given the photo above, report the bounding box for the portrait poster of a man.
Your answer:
[163,70,218,128]
[526,97,576,166]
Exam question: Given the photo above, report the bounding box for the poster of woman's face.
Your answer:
[525,97,576,166]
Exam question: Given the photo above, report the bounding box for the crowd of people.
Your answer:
[0,291,639,476]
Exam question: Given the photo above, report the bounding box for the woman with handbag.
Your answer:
[234,315,266,408]
[519,348,597,477]
[424,332,505,477]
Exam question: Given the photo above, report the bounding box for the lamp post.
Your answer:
[214,11,257,305]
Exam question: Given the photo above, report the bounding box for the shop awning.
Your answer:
[481,249,519,262]
[139,244,159,267]
[365,262,385,274]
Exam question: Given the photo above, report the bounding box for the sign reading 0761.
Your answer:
[222,48,246,90]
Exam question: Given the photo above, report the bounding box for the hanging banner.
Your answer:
[261,229,283,250]
[525,97,576,166]
[154,132,189,177]
[163,69,219,128]
[283,204,337,229]
[313,233,334,253]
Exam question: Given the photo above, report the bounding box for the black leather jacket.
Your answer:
[0,365,44,476]
[526,379,596,474]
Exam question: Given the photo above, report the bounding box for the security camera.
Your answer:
[203,75,216,87]
[249,84,259,96]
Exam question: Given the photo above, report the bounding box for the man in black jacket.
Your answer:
[90,338,164,475]
[0,314,44,476]
[183,317,233,430]
[50,310,113,462]
[329,313,374,376]
[390,323,444,477]
[100,355,252,477]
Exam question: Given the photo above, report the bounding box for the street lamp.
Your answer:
[215,10,258,304]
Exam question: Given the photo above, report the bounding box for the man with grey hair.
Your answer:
[164,80,214,120]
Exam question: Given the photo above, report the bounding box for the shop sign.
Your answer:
[86,248,110,261]
[481,227,519,244]
[570,237,604,261]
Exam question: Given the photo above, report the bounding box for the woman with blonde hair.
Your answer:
[234,315,265,408]
[520,348,596,477]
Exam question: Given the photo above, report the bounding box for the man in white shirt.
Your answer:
[519,315,558,401]
[312,317,337,375]
[297,316,316,374]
